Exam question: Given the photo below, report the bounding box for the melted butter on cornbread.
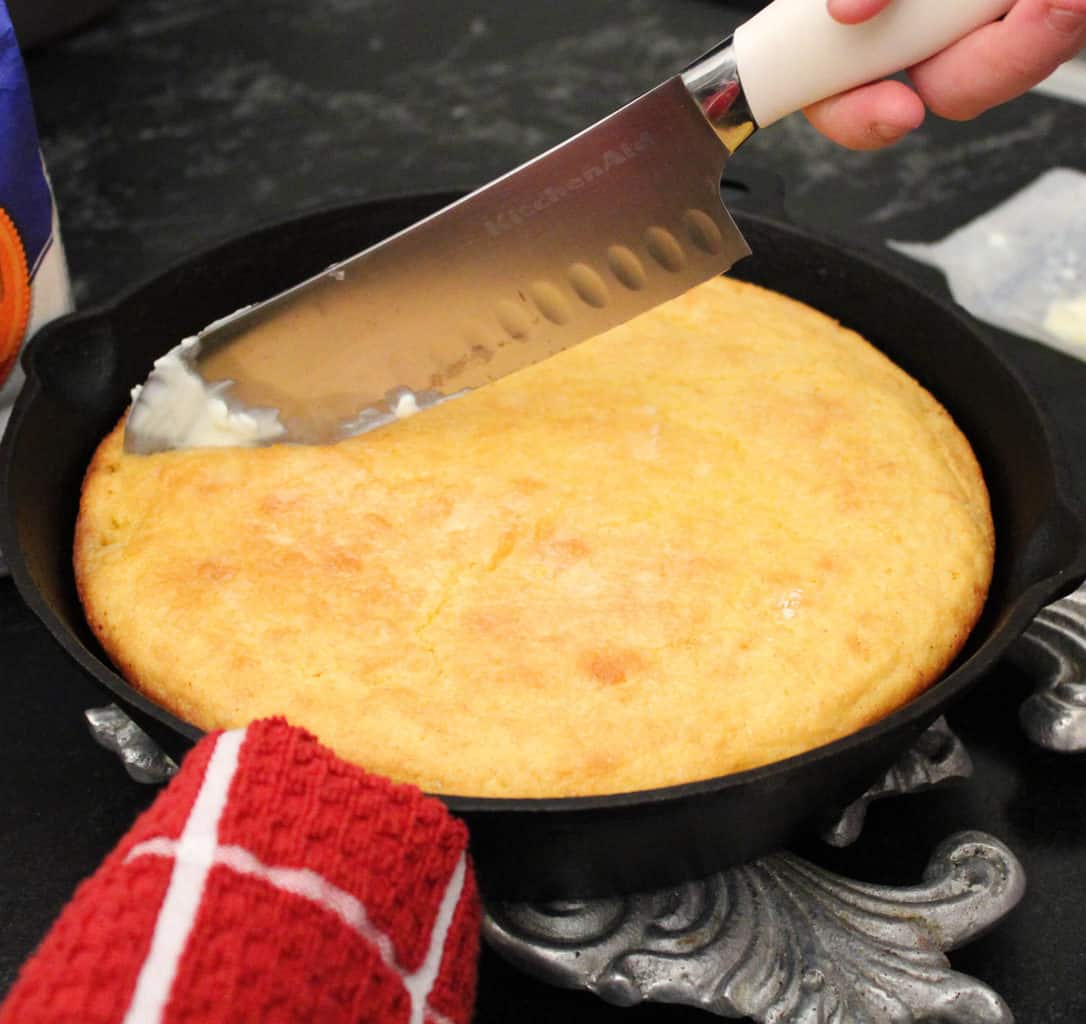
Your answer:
[76,277,994,798]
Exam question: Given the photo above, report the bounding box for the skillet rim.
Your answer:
[2,191,1085,818]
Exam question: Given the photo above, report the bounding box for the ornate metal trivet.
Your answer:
[484,719,1016,1024]
[821,717,972,847]
[85,705,178,783]
[488,833,1020,1024]
[1011,581,1086,753]
[87,707,1016,1021]
[485,831,1023,1024]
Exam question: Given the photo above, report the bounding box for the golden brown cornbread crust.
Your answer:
[74,277,994,798]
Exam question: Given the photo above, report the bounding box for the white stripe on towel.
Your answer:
[122,728,245,1024]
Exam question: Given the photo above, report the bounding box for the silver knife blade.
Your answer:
[125,0,1018,454]
[125,75,746,452]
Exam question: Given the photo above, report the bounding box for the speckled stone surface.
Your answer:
[23,0,1084,307]
[3,1,1086,1020]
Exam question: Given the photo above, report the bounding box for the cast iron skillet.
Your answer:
[2,194,1085,900]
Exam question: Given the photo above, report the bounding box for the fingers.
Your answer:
[813,0,1086,148]
[804,79,926,150]
[826,0,895,25]
[909,0,1086,120]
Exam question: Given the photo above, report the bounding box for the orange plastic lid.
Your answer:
[0,206,31,388]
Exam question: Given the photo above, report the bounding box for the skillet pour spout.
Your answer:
[2,194,1083,900]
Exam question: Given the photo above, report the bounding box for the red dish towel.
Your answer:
[0,718,481,1024]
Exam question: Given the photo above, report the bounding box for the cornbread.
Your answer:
[74,277,994,798]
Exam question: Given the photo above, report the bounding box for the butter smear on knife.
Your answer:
[126,337,287,452]
[125,337,456,453]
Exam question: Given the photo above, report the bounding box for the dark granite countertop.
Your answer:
[3,0,1086,1019]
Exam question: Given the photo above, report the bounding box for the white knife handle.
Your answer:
[733,0,1015,128]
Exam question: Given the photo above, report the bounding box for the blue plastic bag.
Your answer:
[0,0,73,568]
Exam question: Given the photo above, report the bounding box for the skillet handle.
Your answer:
[1016,487,1086,605]
[731,0,1015,128]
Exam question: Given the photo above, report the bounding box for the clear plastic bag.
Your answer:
[890,168,1086,360]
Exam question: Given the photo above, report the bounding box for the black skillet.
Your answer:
[2,193,1084,900]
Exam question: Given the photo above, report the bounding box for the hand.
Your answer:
[804,0,1086,149]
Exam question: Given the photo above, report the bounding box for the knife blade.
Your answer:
[125,0,1014,454]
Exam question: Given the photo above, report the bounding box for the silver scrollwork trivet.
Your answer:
[1010,582,1086,752]
[822,716,972,847]
[85,704,178,783]
[485,831,1023,1024]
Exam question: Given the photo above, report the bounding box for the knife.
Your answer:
[125,0,1014,454]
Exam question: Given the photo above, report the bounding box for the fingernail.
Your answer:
[1047,1,1086,36]
[873,122,910,143]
